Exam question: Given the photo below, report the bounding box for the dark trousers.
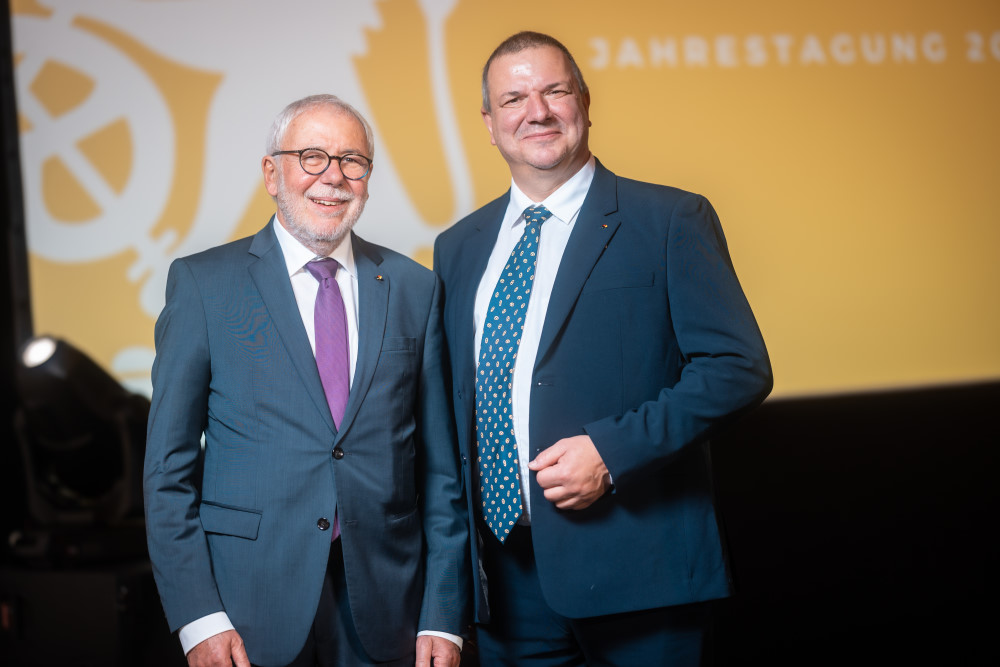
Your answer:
[273,540,415,667]
[476,525,710,667]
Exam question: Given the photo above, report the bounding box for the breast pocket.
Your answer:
[379,337,418,376]
[372,336,419,404]
[381,336,417,353]
[581,271,654,294]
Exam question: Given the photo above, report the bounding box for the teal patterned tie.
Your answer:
[477,204,552,542]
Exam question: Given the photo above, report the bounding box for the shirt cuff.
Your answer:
[417,630,463,651]
[178,611,235,655]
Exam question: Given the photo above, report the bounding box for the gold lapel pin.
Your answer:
[375,274,384,281]
[601,224,608,229]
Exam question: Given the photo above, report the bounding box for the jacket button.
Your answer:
[317,518,330,530]
[332,447,345,460]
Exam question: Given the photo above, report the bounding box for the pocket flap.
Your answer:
[200,502,262,540]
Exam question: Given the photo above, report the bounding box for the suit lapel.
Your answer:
[248,221,337,435]
[444,195,508,449]
[535,163,622,366]
[338,234,387,442]
[451,195,508,387]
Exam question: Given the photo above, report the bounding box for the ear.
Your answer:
[481,108,497,147]
[262,155,279,196]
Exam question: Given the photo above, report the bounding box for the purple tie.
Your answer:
[305,258,349,541]
[306,258,350,429]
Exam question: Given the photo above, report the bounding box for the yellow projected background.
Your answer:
[12,0,1000,397]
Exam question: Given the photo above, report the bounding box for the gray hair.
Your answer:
[481,31,589,112]
[265,94,375,159]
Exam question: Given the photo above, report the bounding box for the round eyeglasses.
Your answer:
[271,148,372,180]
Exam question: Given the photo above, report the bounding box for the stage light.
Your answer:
[13,336,149,529]
[4,341,164,662]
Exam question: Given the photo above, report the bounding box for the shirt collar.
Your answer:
[508,155,596,226]
[272,216,357,280]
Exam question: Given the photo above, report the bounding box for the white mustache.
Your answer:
[307,187,355,202]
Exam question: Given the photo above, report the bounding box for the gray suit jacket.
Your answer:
[144,220,470,666]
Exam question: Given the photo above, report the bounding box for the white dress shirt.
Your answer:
[473,156,596,522]
[179,219,460,654]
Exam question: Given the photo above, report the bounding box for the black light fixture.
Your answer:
[5,339,170,662]
[13,336,149,535]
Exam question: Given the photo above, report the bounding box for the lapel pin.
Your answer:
[375,274,384,281]
[601,224,608,229]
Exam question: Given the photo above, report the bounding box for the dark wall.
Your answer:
[710,381,999,665]
[1,0,28,543]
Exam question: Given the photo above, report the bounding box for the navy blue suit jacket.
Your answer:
[433,161,772,622]
[144,221,470,666]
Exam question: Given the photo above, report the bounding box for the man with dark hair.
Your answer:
[145,94,469,667]
[434,32,772,665]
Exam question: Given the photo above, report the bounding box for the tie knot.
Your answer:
[522,204,552,227]
[305,258,340,285]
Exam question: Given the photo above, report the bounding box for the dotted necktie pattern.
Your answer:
[476,204,552,542]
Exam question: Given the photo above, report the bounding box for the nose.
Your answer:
[319,158,348,185]
[524,92,552,122]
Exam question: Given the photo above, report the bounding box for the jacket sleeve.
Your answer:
[583,193,773,488]
[416,275,472,635]
[143,258,225,631]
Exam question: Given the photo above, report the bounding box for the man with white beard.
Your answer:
[144,94,469,667]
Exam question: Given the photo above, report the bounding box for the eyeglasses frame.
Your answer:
[271,148,373,180]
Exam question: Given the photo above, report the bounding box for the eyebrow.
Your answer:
[499,81,572,100]
[303,145,370,157]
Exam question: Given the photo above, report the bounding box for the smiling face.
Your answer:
[482,45,591,198]
[262,105,372,255]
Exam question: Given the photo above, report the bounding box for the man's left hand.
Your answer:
[529,435,611,510]
[415,635,460,667]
